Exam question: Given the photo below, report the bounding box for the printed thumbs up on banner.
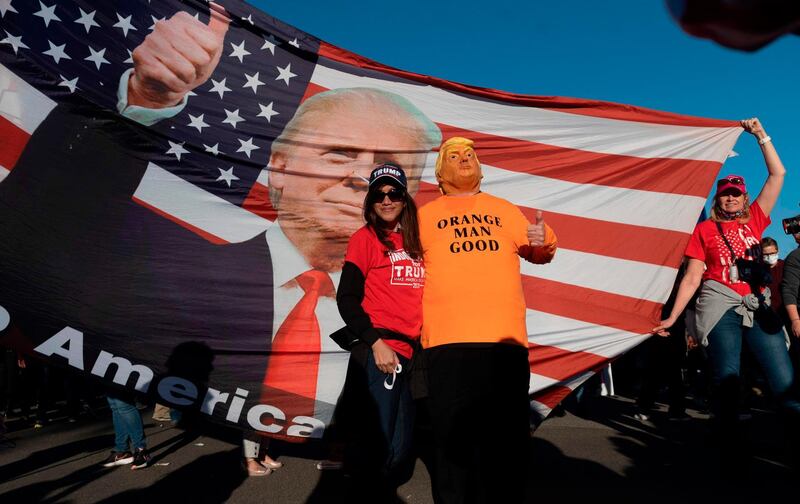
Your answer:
[128,2,231,108]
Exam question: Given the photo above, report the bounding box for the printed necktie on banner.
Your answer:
[262,270,335,417]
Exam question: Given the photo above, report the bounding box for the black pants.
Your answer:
[425,343,530,504]
[636,330,687,413]
[336,343,414,500]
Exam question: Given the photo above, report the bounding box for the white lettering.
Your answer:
[0,305,9,331]
[287,415,325,438]
[91,351,153,393]
[201,387,230,415]
[226,387,249,422]
[34,327,85,370]
[158,376,198,406]
[246,404,285,433]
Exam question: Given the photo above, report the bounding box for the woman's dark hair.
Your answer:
[363,186,423,260]
[761,236,778,249]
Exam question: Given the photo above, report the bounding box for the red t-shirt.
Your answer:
[344,226,424,358]
[684,202,771,296]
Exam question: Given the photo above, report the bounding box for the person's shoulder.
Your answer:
[477,192,517,209]
[787,247,800,263]
[351,225,373,239]
[748,201,769,222]
[693,219,715,233]
[419,196,446,214]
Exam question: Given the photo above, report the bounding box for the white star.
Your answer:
[124,49,133,64]
[43,41,70,64]
[288,38,300,49]
[242,14,254,25]
[229,40,251,63]
[113,13,138,38]
[33,2,61,27]
[203,143,223,156]
[187,113,210,133]
[208,77,231,99]
[166,141,189,161]
[0,30,27,54]
[58,74,78,93]
[236,138,259,158]
[0,0,18,18]
[85,46,110,70]
[261,36,276,55]
[242,72,264,94]
[216,167,240,187]
[222,108,245,128]
[275,63,297,86]
[74,8,99,33]
[149,15,165,31]
[256,102,279,123]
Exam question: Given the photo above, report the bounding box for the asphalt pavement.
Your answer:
[0,393,796,503]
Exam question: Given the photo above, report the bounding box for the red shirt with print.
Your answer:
[684,201,771,296]
[344,226,424,358]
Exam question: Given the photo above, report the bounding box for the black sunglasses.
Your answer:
[717,176,744,186]
[370,188,405,203]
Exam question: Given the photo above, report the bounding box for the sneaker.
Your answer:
[633,412,650,422]
[102,451,134,467]
[315,459,343,471]
[130,448,151,470]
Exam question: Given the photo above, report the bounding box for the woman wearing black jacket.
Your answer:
[336,163,424,496]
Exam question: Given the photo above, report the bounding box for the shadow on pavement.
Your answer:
[95,447,246,503]
[562,393,797,500]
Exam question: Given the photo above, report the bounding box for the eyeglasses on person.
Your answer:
[369,188,405,203]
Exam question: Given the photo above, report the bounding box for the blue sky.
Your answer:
[250,0,800,255]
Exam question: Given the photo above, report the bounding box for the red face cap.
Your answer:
[715,174,747,197]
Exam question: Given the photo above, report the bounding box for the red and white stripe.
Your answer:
[0,64,56,181]
[1,41,742,419]
[297,50,741,417]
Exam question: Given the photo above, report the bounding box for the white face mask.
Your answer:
[763,253,779,266]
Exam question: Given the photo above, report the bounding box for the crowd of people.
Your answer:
[2,5,800,504]
[3,123,800,501]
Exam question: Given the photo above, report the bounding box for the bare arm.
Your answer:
[741,118,785,215]
[786,304,800,339]
[653,258,705,336]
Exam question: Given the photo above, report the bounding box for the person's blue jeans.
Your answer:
[706,308,800,423]
[106,394,146,452]
[363,350,414,471]
[339,344,414,479]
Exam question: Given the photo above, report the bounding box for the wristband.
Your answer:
[758,135,772,145]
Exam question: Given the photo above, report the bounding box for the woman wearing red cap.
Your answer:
[334,163,424,496]
[655,118,799,462]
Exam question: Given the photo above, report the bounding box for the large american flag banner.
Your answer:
[0,0,742,435]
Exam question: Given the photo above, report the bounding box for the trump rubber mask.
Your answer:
[434,137,483,195]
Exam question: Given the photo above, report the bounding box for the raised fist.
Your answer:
[128,2,230,109]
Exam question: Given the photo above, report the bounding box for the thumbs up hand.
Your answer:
[527,210,546,247]
[128,2,231,108]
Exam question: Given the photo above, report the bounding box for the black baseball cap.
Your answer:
[368,163,407,189]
